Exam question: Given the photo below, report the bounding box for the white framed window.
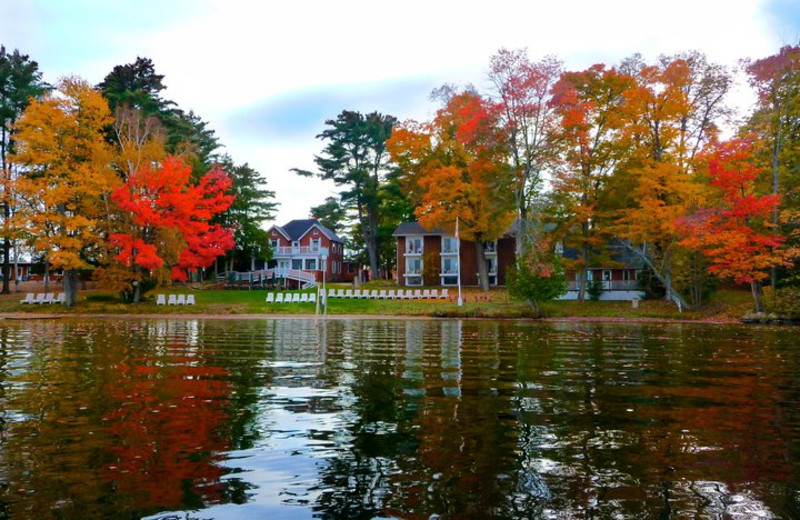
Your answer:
[291,259,302,270]
[305,258,317,270]
[311,239,320,252]
[406,237,423,255]
[442,236,456,253]
[270,239,279,250]
[442,257,458,275]
[484,241,497,253]
[292,241,299,252]
[406,258,422,275]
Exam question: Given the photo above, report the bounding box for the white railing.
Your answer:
[220,268,317,287]
[273,246,329,257]
[567,280,638,291]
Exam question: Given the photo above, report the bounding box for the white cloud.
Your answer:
[3,0,789,224]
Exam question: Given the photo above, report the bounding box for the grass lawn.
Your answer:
[0,282,754,321]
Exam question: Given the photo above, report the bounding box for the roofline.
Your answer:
[297,222,342,243]
[267,225,291,241]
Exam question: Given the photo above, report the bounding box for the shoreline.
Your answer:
[0,311,743,325]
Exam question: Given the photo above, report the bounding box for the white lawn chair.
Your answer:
[266,293,275,303]
[413,290,422,299]
[275,293,284,303]
[176,294,186,305]
[291,293,300,303]
[309,293,316,303]
[441,289,449,299]
[186,294,195,305]
[300,293,309,303]
[345,289,353,298]
[20,293,35,304]
[431,289,439,299]
[43,293,56,304]
[156,294,166,305]
[167,294,177,305]
[35,293,47,304]
[387,290,396,299]
[56,293,66,304]
[336,289,345,298]
[422,289,431,299]
[328,288,336,298]
[369,290,379,299]
[352,289,361,299]
[379,290,387,299]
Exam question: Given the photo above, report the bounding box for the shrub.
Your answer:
[763,286,800,319]
[587,279,604,301]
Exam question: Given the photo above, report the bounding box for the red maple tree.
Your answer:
[676,139,790,309]
[111,155,235,282]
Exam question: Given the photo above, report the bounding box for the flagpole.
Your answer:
[456,217,463,307]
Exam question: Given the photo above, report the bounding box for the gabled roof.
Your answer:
[268,225,291,241]
[392,220,518,237]
[392,222,447,236]
[280,219,342,243]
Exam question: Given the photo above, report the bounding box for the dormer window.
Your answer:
[313,229,319,236]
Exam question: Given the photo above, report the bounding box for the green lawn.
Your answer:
[0,283,754,321]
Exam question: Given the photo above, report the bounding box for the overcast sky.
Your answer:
[2,0,799,225]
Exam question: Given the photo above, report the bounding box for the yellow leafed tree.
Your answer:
[12,77,119,306]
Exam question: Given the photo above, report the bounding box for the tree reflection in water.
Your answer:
[0,319,799,519]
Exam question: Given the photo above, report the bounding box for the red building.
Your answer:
[392,222,516,287]
[266,219,347,283]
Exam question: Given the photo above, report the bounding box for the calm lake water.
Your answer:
[0,318,799,519]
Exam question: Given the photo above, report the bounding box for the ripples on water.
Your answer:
[0,318,799,519]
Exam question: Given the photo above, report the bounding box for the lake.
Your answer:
[0,318,798,519]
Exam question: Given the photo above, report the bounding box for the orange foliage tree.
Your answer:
[388,91,515,290]
[549,65,635,300]
[613,53,732,308]
[676,139,791,311]
[110,155,235,300]
[12,77,119,305]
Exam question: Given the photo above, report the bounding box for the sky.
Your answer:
[2,0,799,226]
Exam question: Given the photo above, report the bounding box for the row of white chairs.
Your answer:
[156,294,196,305]
[266,292,317,304]
[326,288,449,300]
[20,292,65,304]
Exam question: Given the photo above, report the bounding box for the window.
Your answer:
[623,270,631,281]
[291,259,302,270]
[442,236,456,253]
[406,237,423,254]
[292,241,299,252]
[486,257,496,274]
[484,241,496,253]
[311,239,320,252]
[270,239,279,250]
[313,228,319,236]
[305,259,317,270]
[442,257,458,275]
[407,258,422,275]
[348,263,355,274]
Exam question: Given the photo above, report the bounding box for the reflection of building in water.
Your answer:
[440,321,462,398]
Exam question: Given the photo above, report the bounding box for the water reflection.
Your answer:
[0,319,799,519]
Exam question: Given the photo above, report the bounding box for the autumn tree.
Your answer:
[12,77,118,306]
[488,48,562,257]
[110,156,235,302]
[99,57,220,177]
[388,91,515,290]
[676,139,791,311]
[744,44,800,286]
[550,65,635,300]
[293,111,396,279]
[612,52,732,308]
[214,155,277,273]
[0,46,47,293]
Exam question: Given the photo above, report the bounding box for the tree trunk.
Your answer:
[770,118,782,289]
[13,241,19,292]
[624,242,690,310]
[525,298,540,318]
[132,264,142,303]
[64,269,79,307]
[577,268,586,302]
[44,260,50,293]
[475,240,489,292]
[751,281,764,313]
[1,125,8,294]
